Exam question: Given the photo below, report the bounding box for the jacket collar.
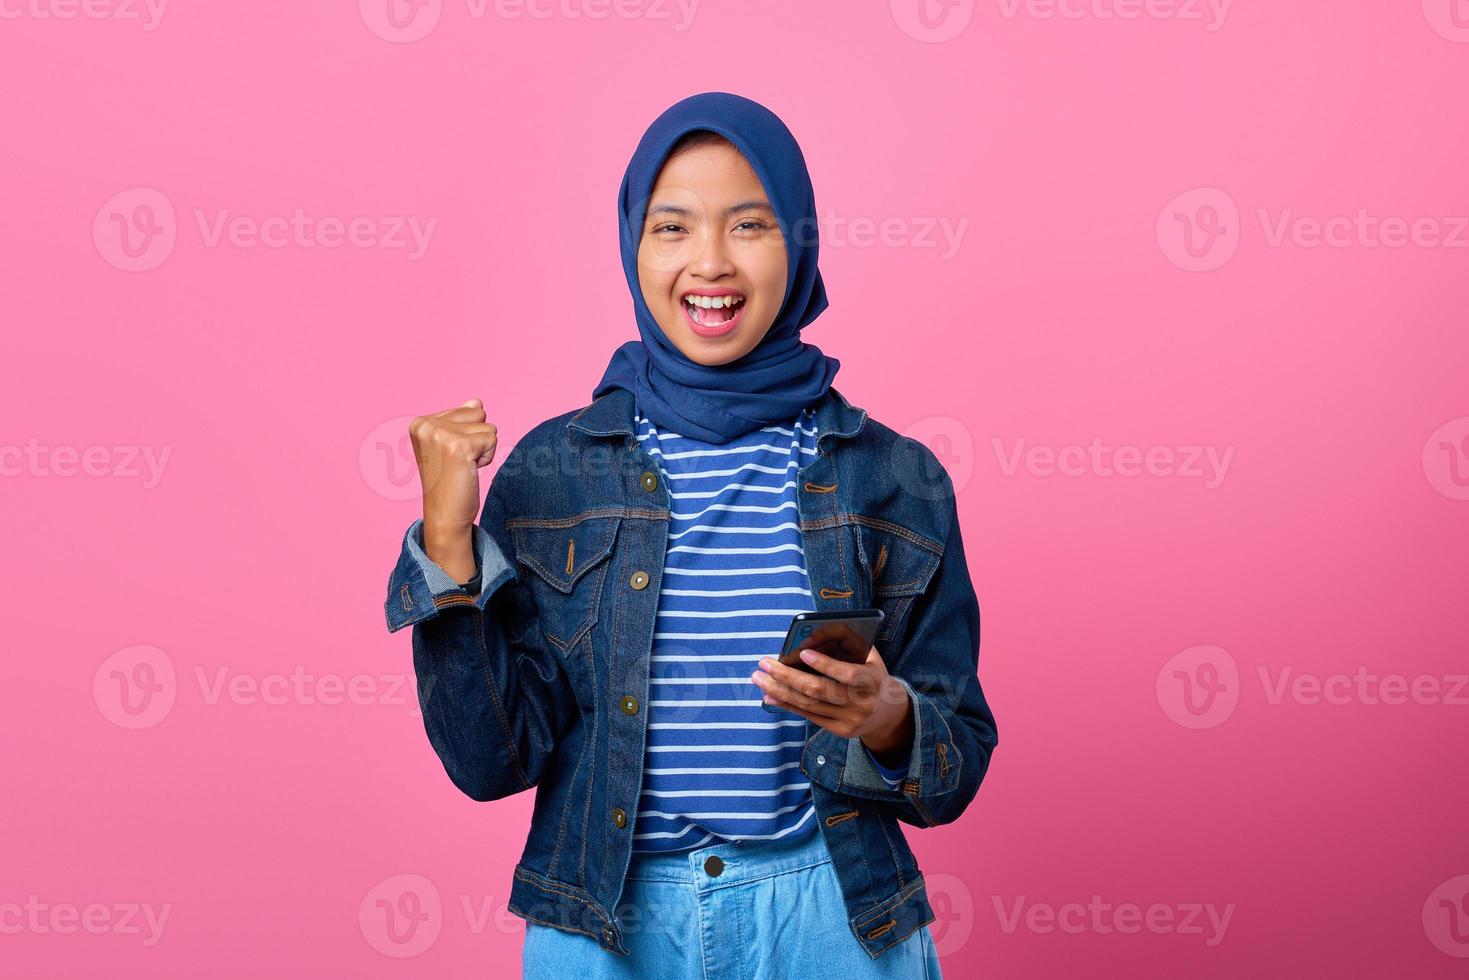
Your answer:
[567,384,869,455]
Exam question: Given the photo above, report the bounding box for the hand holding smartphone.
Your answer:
[760,609,884,714]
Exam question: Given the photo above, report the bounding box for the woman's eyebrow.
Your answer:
[646,200,775,219]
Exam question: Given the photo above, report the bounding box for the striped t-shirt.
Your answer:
[630,403,909,853]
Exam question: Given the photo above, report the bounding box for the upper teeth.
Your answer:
[684,294,743,309]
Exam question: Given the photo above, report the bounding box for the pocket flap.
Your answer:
[860,525,941,597]
[509,514,621,594]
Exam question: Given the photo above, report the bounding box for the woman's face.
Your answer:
[636,140,789,366]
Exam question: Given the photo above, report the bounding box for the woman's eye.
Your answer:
[735,220,767,233]
[651,223,685,234]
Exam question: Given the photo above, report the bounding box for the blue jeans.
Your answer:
[521,826,943,979]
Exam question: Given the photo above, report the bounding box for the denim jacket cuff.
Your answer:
[861,741,912,788]
[384,518,515,633]
[804,675,962,801]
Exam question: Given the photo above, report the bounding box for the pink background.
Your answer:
[3,1,1467,976]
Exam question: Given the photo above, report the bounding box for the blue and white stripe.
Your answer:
[630,404,906,853]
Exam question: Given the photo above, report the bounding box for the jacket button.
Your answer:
[703,855,724,877]
[630,571,649,590]
[621,695,639,715]
[612,807,627,828]
[640,471,658,492]
[816,755,826,765]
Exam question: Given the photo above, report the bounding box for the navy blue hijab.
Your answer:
[592,91,841,444]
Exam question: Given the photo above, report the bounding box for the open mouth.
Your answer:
[681,291,746,336]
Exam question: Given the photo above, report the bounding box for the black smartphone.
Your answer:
[760,609,884,714]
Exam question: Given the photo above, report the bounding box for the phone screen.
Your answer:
[760,610,884,714]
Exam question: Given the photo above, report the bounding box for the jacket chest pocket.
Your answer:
[856,523,941,645]
[509,514,622,653]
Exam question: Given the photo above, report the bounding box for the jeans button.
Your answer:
[703,855,724,877]
[621,695,639,715]
[640,471,658,492]
[630,571,649,590]
[612,807,626,828]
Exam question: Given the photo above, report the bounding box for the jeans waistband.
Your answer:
[624,824,831,889]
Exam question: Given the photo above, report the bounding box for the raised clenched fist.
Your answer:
[408,398,497,580]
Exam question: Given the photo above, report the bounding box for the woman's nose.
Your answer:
[688,229,734,278]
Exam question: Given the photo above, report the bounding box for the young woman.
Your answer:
[387,91,998,979]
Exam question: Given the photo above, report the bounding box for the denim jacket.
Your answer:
[383,384,999,959]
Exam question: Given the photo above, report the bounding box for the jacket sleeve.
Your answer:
[383,464,578,802]
[803,477,998,828]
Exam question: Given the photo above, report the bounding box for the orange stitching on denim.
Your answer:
[825,809,861,827]
[866,919,897,939]
[856,875,928,927]
[819,587,854,599]
[872,542,887,582]
[399,584,413,610]
[804,481,837,492]
[565,537,574,575]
